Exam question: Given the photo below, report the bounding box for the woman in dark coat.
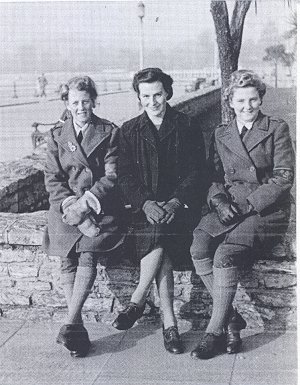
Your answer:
[112,68,207,354]
[190,70,295,359]
[44,76,124,357]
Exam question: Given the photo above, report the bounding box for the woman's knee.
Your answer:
[78,252,98,270]
[190,229,212,260]
[213,243,251,268]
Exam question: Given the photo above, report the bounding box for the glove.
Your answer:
[142,200,166,224]
[160,198,183,224]
[62,192,100,226]
[77,214,101,238]
[210,194,239,225]
[215,202,239,225]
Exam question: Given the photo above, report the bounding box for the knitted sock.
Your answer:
[206,266,238,336]
[66,266,97,324]
[60,272,76,308]
[192,257,214,297]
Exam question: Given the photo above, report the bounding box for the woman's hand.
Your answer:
[215,202,239,225]
[142,200,166,224]
[160,198,183,224]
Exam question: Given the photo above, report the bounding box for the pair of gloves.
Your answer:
[61,192,101,238]
[211,194,254,225]
[142,198,183,225]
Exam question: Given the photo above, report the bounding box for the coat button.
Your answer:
[249,166,255,172]
[85,168,89,173]
[73,187,78,192]
[229,167,235,174]
[72,166,76,171]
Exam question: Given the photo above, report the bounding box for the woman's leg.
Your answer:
[130,247,164,306]
[60,248,78,315]
[66,252,98,324]
[190,229,215,296]
[191,243,250,359]
[155,254,176,329]
[112,247,164,330]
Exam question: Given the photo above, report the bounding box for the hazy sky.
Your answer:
[0,0,296,73]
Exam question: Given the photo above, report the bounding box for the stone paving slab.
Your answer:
[231,330,297,385]
[0,321,297,385]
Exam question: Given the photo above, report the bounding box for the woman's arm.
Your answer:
[246,121,295,213]
[44,128,74,211]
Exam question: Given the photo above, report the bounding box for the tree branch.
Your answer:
[230,0,253,62]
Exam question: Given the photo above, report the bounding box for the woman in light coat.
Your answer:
[190,70,294,359]
[44,76,124,357]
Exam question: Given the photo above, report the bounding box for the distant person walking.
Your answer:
[38,73,48,97]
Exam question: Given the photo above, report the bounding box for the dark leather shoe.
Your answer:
[191,333,225,359]
[226,309,247,354]
[162,326,183,354]
[56,324,91,357]
[112,302,145,330]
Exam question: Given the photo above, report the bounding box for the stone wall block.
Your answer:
[0,277,15,288]
[7,213,46,246]
[31,292,64,308]
[0,291,30,306]
[38,260,60,282]
[8,263,39,278]
[253,290,296,308]
[0,263,9,277]
[264,274,296,289]
[0,247,34,263]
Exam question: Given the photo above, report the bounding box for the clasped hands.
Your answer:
[61,193,101,238]
[142,198,182,225]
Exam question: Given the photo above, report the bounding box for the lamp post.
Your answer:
[137,2,145,70]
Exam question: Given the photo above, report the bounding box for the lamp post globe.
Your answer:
[137,2,145,70]
[137,1,145,19]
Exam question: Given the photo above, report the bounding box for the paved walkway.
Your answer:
[0,320,297,385]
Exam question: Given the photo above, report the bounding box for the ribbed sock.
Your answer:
[206,266,238,336]
[60,272,76,308]
[192,257,214,297]
[67,266,97,324]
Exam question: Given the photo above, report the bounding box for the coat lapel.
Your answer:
[81,116,111,158]
[218,120,251,162]
[139,112,157,148]
[243,112,270,152]
[158,104,177,142]
[56,118,89,167]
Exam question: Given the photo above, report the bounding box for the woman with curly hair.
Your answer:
[190,70,295,359]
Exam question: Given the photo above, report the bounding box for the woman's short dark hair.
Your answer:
[64,76,98,101]
[132,68,174,100]
[224,70,266,103]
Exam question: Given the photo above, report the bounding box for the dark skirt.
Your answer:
[127,208,200,266]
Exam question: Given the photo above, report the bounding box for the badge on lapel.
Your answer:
[67,141,77,152]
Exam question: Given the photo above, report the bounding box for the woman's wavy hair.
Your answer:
[132,68,174,100]
[224,70,266,103]
[63,76,98,105]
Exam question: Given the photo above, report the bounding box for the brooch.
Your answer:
[67,141,77,152]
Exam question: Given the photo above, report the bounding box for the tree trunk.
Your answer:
[274,62,278,88]
[210,0,252,123]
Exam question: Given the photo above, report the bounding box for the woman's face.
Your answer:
[229,86,262,123]
[138,81,168,119]
[67,89,94,126]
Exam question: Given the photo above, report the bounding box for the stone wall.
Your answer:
[0,210,296,331]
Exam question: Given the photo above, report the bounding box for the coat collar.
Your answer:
[242,111,270,151]
[56,114,110,166]
[217,111,269,161]
[138,104,179,146]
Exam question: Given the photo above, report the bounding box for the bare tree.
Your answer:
[210,0,252,123]
[210,0,293,122]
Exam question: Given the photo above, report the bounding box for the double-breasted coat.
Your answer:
[197,111,295,248]
[118,104,208,261]
[44,114,124,257]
